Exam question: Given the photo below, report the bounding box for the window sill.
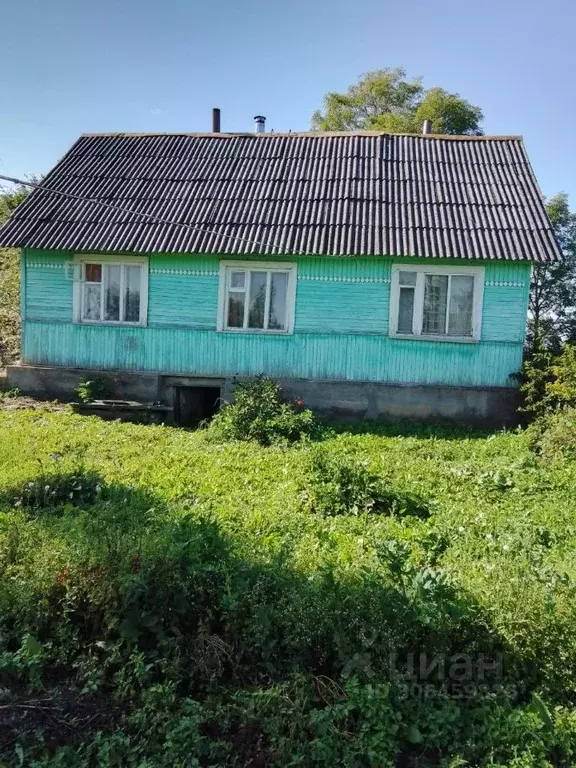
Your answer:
[218,327,292,336]
[389,333,480,344]
[74,320,146,328]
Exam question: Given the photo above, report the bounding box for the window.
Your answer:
[390,265,484,341]
[73,256,148,325]
[218,261,296,333]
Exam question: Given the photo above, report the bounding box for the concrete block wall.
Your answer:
[7,364,519,428]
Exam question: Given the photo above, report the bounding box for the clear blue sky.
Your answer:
[1,0,574,204]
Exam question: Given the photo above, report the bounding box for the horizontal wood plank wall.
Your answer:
[21,249,531,388]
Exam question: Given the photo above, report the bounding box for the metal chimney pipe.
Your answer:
[212,108,221,133]
[422,119,432,135]
[254,115,266,134]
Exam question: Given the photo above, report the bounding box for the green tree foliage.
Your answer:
[414,87,483,135]
[528,193,576,352]
[311,67,483,135]
[519,339,555,420]
[0,184,29,366]
[522,342,576,420]
[0,183,28,220]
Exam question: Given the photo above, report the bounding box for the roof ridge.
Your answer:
[78,131,524,141]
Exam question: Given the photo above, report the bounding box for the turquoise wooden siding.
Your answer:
[25,252,73,323]
[21,249,531,388]
[23,323,523,388]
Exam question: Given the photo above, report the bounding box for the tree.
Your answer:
[311,67,483,135]
[528,193,576,353]
[414,88,483,136]
[0,183,30,366]
[0,183,28,220]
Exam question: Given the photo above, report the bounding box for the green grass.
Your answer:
[1,408,576,766]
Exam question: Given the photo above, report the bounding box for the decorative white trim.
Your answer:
[485,280,525,287]
[389,263,485,343]
[27,262,63,269]
[217,260,297,334]
[298,275,390,283]
[150,268,219,276]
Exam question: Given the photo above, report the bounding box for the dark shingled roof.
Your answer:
[0,132,561,262]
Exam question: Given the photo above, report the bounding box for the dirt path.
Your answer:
[0,394,68,412]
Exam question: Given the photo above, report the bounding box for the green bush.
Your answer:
[521,344,576,455]
[546,344,576,409]
[0,248,20,366]
[521,343,576,421]
[74,377,112,404]
[208,376,320,445]
[0,185,29,366]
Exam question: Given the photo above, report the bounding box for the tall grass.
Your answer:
[0,408,576,765]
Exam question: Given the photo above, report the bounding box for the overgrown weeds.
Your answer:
[301,446,430,517]
[0,409,575,765]
[5,467,104,511]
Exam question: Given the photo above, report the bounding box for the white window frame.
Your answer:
[72,254,149,327]
[389,263,484,343]
[217,260,297,334]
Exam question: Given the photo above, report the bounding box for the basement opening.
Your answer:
[173,386,221,427]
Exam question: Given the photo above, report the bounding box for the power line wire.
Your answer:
[0,173,306,256]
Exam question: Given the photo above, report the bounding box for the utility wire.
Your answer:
[0,173,306,256]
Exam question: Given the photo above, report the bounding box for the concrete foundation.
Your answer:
[6,365,159,404]
[6,364,520,428]
[275,378,519,428]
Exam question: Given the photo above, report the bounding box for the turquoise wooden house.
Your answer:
[0,127,560,425]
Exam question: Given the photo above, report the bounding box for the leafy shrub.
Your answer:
[74,378,112,404]
[301,447,430,517]
[519,342,555,420]
[0,186,29,366]
[0,248,20,366]
[521,343,576,421]
[546,344,576,409]
[208,376,320,445]
[521,344,576,454]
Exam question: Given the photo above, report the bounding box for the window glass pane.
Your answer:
[398,270,416,286]
[227,293,245,328]
[268,272,288,330]
[85,263,102,283]
[423,274,448,335]
[397,287,415,334]
[448,275,474,336]
[230,270,245,289]
[248,271,267,328]
[83,283,101,320]
[124,265,141,322]
[104,265,121,321]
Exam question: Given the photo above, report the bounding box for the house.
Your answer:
[0,121,561,425]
